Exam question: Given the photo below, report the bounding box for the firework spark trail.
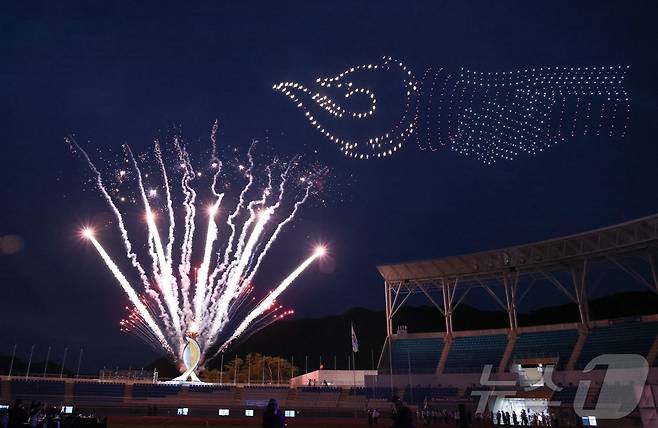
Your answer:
[224,165,274,284]
[86,232,173,354]
[127,145,183,340]
[203,166,268,318]
[204,147,256,309]
[245,184,312,285]
[216,249,323,354]
[154,141,177,268]
[209,120,223,198]
[238,160,298,278]
[216,146,256,274]
[201,162,281,340]
[176,141,197,321]
[193,196,223,323]
[74,131,324,370]
[205,209,272,342]
[202,160,300,336]
[66,138,158,299]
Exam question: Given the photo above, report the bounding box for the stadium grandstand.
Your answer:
[1,213,658,427]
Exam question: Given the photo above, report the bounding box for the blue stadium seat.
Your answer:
[391,337,444,374]
[300,386,341,393]
[511,329,579,368]
[402,385,460,404]
[74,382,125,398]
[551,385,578,404]
[132,383,181,398]
[444,334,508,373]
[188,384,233,393]
[349,387,395,399]
[10,379,65,398]
[576,320,658,370]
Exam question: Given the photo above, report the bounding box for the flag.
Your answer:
[351,322,359,353]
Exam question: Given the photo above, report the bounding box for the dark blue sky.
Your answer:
[2,1,658,371]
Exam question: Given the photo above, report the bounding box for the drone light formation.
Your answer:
[274,56,629,163]
[70,125,325,368]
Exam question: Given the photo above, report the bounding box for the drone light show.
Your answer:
[275,56,630,163]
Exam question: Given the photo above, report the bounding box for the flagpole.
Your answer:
[234,356,238,385]
[351,322,357,388]
[219,353,224,385]
[352,350,356,387]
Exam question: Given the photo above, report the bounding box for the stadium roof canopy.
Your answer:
[378,213,658,283]
[376,213,658,337]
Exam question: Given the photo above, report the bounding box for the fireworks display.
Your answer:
[68,124,326,369]
[275,56,630,163]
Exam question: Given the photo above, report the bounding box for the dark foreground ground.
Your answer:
[109,416,372,428]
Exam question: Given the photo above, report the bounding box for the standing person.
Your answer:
[368,409,374,427]
[8,400,28,428]
[496,411,502,425]
[262,399,285,428]
[372,409,380,425]
[391,396,415,428]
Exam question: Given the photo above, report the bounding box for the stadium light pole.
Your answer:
[8,344,16,378]
[76,348,83,378]
[43,346,51,377]
[25,345,34,379]
[60,347,68,378]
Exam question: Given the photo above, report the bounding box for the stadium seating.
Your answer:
[132,383,181,398]
[444,334,508,373]
[349,387,395,399]
[551,385,578,404]
[290,387,341,408]
[402,385,460,404]
[73,382,125,401]
[391,337,444,374]
[511,329,579,368]
[242,385,289,405]
[576,320,658,369]
[10,379,65,398]
[188,384,233,393]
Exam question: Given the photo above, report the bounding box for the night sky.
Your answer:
[2,1,658,372]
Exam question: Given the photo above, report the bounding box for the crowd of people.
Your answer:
[366,407,381,425]
[0,400,106,428]
[416,403,578,426]
[493,409,553,426]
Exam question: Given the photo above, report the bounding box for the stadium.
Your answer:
[2,213,658,427]
[4,3,658,428]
